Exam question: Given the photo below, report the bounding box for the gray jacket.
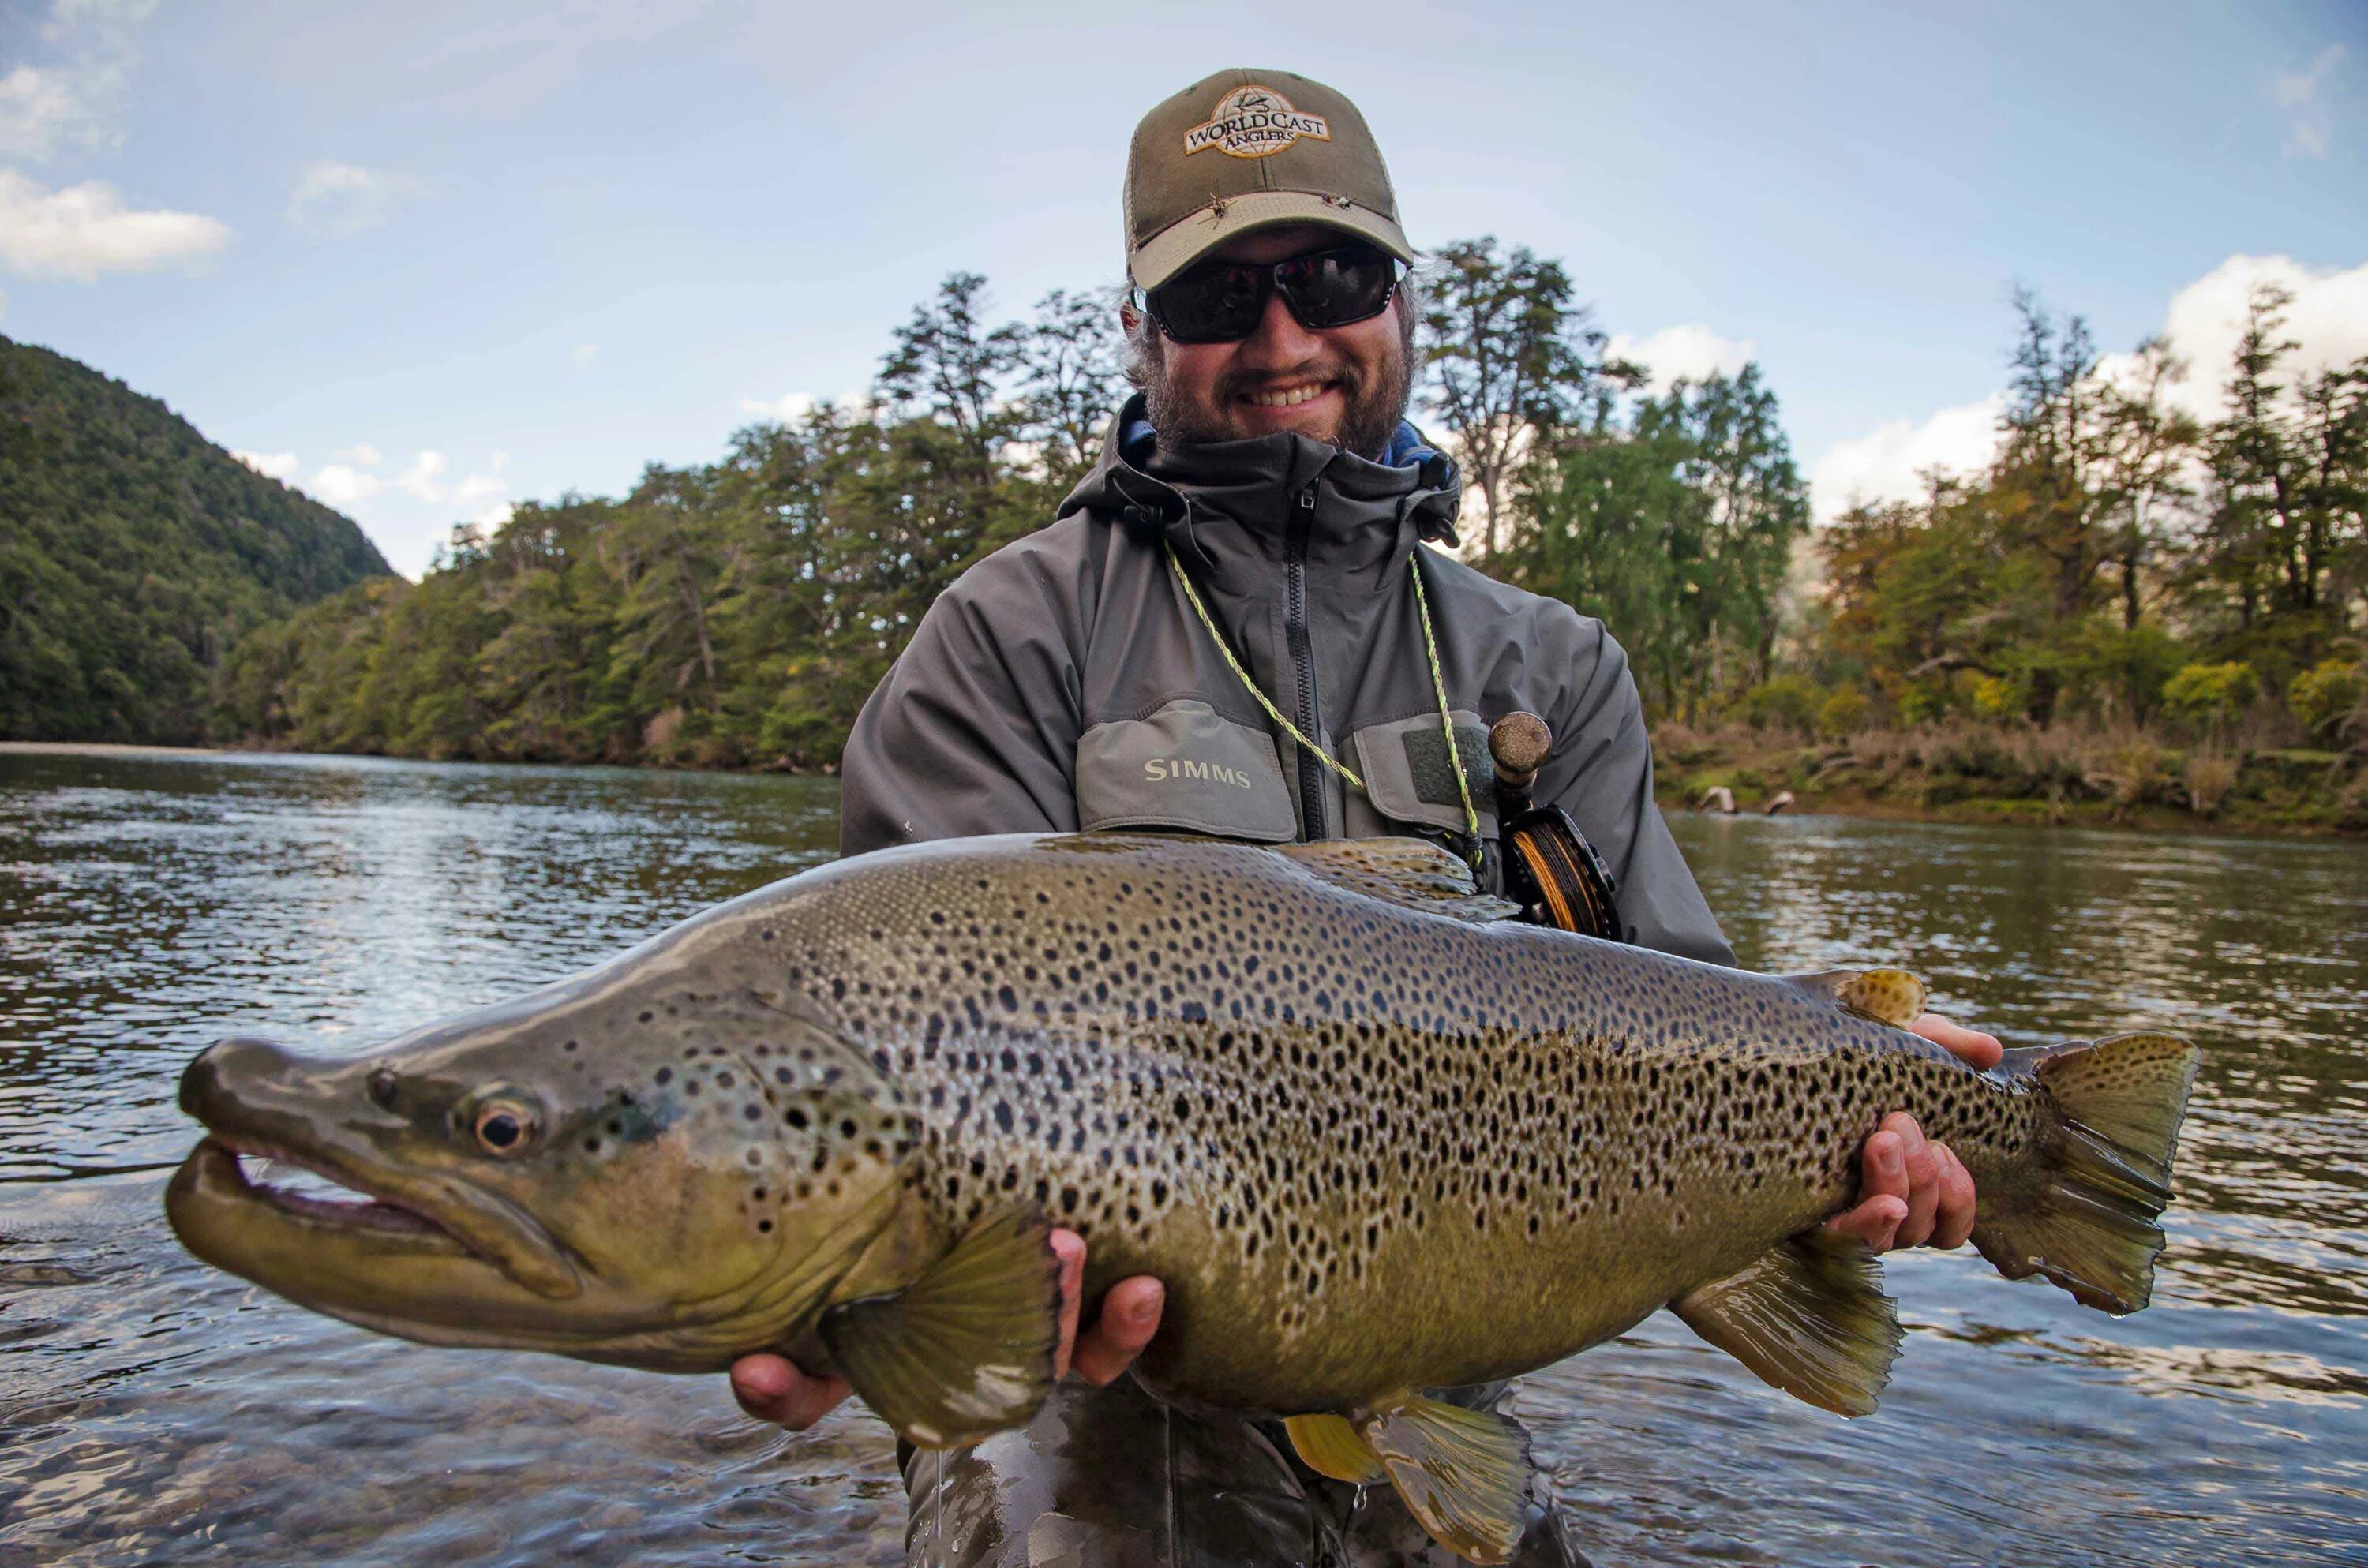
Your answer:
[840,398,1732,967]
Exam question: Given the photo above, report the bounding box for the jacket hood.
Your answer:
[1056,394,1464,551]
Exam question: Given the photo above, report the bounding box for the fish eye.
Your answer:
[470,1097,541,1157]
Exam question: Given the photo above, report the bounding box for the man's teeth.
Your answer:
[1246,384,1330,408]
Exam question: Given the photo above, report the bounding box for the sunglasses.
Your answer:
[1143,244,1399,345]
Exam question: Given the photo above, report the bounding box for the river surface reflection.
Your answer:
[2,748,2362,1566]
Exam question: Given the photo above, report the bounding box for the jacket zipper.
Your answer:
[1285,483,1325,839]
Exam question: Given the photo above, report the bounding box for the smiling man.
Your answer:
[729,68,1999,1566]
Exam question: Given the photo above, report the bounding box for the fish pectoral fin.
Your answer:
[1276,839,1520,925]
[817,1205,1062,1450]
[1781,967,1929,1027]
[1352,1391,1531,1566]
[1673,1229,1902,1417]
[1283,1413,1388,1484]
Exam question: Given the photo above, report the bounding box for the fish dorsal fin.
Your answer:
[818,1206,1062,1449]
[1672,1229,1902,1417]
[1346,1391,1531,1565]
[1277,838,1519,925]
[1782,967,1928,1027]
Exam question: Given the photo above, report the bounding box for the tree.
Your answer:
[1420,238,1623,560]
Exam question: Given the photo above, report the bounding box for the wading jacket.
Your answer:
[840,396,1733,967]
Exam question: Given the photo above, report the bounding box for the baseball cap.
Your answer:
[1124,68,1414,291]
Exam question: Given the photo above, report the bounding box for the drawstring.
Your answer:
[1164,544,1483,868]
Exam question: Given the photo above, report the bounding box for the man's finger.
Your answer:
[1909,1012,2004,1071]
[1931,1141,1978,1250]
[730,1353,852,1431]
[1049,1229,1087,1379]
[1827,1193,1908,1251]
[1071,1276,1166,1387]
[1889,1112,1940,1249]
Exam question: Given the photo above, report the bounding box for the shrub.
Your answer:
[1963,672,2020,721]
[1740,675,1825,734]
[1815,687,1872,739]
[2289,658,2366,742]
[2183,746,2239,816]
[2164,662,2260,731]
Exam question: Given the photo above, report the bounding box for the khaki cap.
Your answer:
[1125,68,1414,290]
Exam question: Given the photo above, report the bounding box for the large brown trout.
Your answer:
[168,834,2198,1563]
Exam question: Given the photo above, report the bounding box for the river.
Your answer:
[1,747,2361,1566]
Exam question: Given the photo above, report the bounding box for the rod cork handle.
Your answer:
[1488,712,1551,820]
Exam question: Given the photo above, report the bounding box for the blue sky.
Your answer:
[3,0,2363,576]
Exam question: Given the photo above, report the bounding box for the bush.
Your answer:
[2183,746,2240,816]
[2289,658,2366,742]
[1962,672,2020,720]
[1740,675,1825,734]
[1815,687,1872,739]
[2164,661,2260,730]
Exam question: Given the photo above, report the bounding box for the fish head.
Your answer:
[167,941,929,1372]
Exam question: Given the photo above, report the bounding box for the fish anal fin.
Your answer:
[1283,1413,1388,1484]
[1782,967,1929,1027]
[1353,1391,1531,1566]
[1277,839,1519,925]
[818,1205,1061,1449]
[1673,1228,1902,1417]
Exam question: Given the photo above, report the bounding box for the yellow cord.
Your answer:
[1165,544,1482,866]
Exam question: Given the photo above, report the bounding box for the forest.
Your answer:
[117,241,2368,829]
[0,338,391,744]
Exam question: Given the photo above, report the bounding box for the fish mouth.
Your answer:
[168,1038,581,1305]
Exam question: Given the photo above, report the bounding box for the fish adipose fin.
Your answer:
[1283,1394,1531,1564]
[818,1206,1062,1449]
[1672,1228,1902,1416]
[1782,967,1929,1027]
[1973,1032,2200,1315]
[1277,839,1521,925]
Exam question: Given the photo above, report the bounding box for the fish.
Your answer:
[167,833,2200,1564]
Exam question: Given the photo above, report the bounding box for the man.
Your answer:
[732,68,1996,1566]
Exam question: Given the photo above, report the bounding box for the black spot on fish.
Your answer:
[654,1068,672,1085]
[785,1107,808,1129]
[744,1104,762,1121]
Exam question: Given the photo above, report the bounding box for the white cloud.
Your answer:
[234,449,300,481]
[305,462,382,508]
[327,442,383,467]
[395,449,448,501]
[287,160,423,238]
[0,0,153,161]
[471,501,515,530]
[1810,392,2006,525]
[2272,43,2345,158]
[0,167,228,279]
[571,342,598,368]
[1810,252,2368,524]
[2100,253,2368,422]
[452,471,505,506]
[1606,324,1756,393]
[740,390,829,422]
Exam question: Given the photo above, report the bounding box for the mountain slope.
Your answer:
[0,335,392,743]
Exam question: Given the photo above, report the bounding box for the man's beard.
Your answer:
[1135,322,1414,462]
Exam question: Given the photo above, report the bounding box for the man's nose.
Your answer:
[1235,288,1323,368]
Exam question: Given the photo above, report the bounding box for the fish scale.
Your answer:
[168,831,2198,1566]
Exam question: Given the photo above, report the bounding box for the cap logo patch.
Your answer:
[1183,84,1332,159]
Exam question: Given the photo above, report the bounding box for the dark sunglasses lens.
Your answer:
[1277,248,1396,327]
[1152,263,1270,343]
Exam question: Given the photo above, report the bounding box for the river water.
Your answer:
[0,747,2361,1566]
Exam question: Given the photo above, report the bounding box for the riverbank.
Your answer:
[1651,724,2368,838]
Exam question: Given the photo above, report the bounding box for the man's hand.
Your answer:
[729,1228,1166,1430]
[1826,1013,2002,1255]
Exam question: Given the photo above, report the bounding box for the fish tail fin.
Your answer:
[1972,1032,2200,1315]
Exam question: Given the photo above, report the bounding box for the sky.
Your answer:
[2,0,2364,578]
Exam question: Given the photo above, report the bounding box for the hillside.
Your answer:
[0,336,391,743]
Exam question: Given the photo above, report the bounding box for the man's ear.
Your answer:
[1118,300,1142,334]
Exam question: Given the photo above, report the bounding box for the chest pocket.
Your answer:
[1075,698,1298,842]
[1343,712,1497,842]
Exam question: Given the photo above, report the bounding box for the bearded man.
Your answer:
[728,67,1997,1567]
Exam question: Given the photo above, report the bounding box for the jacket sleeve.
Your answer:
[838,547,1088,858]
[1533,621,1737,967]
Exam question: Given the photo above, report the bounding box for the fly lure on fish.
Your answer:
[167,833,2199,1565]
